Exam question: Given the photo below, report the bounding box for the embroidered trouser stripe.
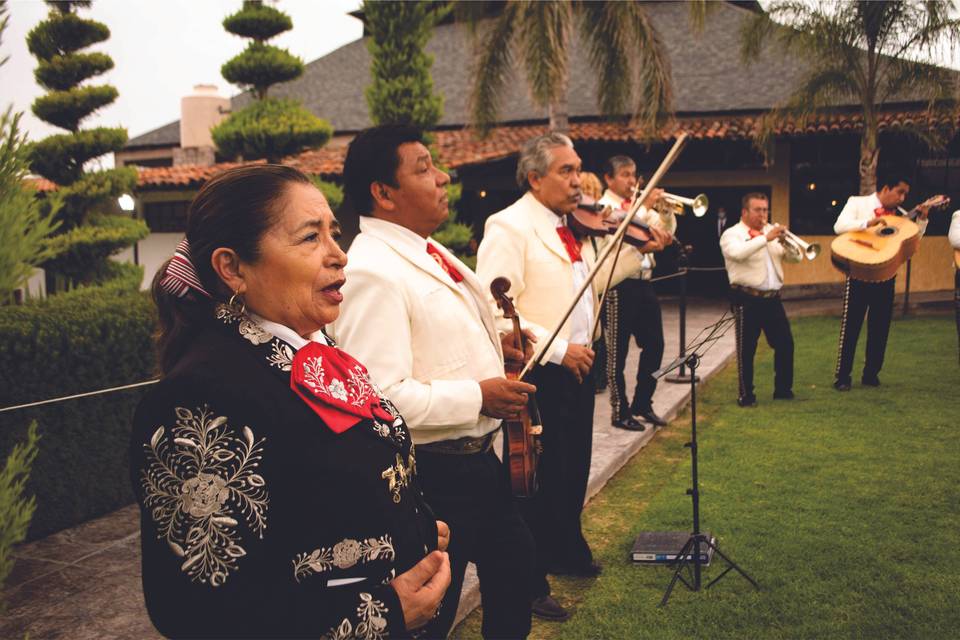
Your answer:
[733,302,746,399]
[835,277,852,379]
[604,289,622,420]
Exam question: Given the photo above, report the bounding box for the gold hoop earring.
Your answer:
[228,290,246,315]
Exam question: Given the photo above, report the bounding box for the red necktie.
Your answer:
[426,243,463,283]
[555,226,583,263]
[290,342,396,434]
[874,207,894,218]
[748,229,763,239]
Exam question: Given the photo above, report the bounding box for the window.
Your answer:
[144,200,190,232]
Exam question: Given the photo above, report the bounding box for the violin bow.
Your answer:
[518,132,690,380]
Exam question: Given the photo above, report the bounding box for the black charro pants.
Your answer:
[731,290,794,399]
[955,270,959,364]
[835,277,895,384]
[604,278,664,420]
[418,448,534,639]
[521,363,595,598]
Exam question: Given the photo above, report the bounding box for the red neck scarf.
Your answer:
[426,243,463,283]
[555,225,583,262]
[290,342,396,433]
[874,207,894,218]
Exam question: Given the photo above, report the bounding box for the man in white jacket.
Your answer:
[721,192,801,406]
[832,170,929,390]
[331,125,538,638]
[476,133,645,619]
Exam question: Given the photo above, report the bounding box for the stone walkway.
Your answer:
[3,291,949,638]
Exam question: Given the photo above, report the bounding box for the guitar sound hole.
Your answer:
[878,227,896,236]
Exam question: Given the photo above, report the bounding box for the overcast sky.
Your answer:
[2,0,364,143]
[3,0,959,151]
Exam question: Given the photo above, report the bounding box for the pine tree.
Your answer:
[363,0,445,130]
[212,0,332,163]
[26,0,146,290]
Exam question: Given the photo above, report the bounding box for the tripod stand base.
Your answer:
[665,373,700,384]
[659,533,760,607]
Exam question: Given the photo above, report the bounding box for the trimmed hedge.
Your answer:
[0,279,157,539]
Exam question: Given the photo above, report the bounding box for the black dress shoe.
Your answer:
[633,409,667,427]
[549,561,603,577]
[737,395,757,407]
[612,417,646,432]
[773,389,794,400]
[531,595,570,621]
[861,375,881,387]
[834,380,851,391]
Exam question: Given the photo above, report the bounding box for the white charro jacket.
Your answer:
[329,216,505,444]
[476,191,644,364]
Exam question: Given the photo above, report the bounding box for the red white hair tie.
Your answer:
[159,238,211,299]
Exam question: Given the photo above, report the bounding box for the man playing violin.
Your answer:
[721,192,801,407]
[833,169,931,391]
[598,155,672,430]
[331,125,538,638]
[476,133,645,620]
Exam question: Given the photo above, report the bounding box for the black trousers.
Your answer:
[417,448,534,639]
[954,270,959,364]
[835,277,895,384]
[604,278,664,420]
[731,290,794,399]
[522,364,595,597]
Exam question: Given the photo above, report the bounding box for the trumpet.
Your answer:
[630,187,709,217]
[778,227,820,260]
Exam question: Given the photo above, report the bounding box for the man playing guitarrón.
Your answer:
[833,170,930,391]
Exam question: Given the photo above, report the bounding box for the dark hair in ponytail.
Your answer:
[152,164,312,374]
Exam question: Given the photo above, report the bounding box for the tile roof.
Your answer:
[129,1,892,150]
[49,108,946,192]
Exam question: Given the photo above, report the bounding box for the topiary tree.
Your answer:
[212,0,332,163]
[26,0,146,291]
[363,0,445,130]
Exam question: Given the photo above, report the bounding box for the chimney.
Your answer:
[174,84,230,167]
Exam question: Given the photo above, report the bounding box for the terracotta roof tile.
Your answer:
[30,109,959,191]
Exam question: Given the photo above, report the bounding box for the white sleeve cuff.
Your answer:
[547,337,568,366]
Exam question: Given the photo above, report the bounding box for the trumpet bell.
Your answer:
[804,243,821,260]
[691,194,709,218]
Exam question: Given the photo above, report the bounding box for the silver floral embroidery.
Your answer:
[328,378,348,401]
[267,341,294,371]
[322,593,389,640]
[292,535,395,582]
[300,355,379,408]
[238,318,272,345]
[141,405,268,587]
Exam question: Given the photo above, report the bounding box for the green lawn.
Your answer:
[453,314,960,639]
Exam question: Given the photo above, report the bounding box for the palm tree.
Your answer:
[741,0,960,195]
[463,1,702,135]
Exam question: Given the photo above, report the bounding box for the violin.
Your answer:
[490,277,542,498]
[567,196,655,249]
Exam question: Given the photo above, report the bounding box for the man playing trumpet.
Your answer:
[721,192,801,407]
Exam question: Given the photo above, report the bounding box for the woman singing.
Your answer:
[130,165,450,638]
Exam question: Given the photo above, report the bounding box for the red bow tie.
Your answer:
[427,243,463,283]
[555,226,583,263]
[874,207,895,218]
[748,229,763,239]
[290,342,396,433]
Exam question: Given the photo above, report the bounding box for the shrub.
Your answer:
[221,42,303,99]
[31,85,117,132]
[29,127,128,185]
[212,98,332,162]
[34,52,113,91]
[0,420,39,609]
[41,214,149,285]
[26,11,108,61]
[0,284,157,539]
[312,177,343,211]
[223,1,292,41]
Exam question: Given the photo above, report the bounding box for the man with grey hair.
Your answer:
[477,133,644,622]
